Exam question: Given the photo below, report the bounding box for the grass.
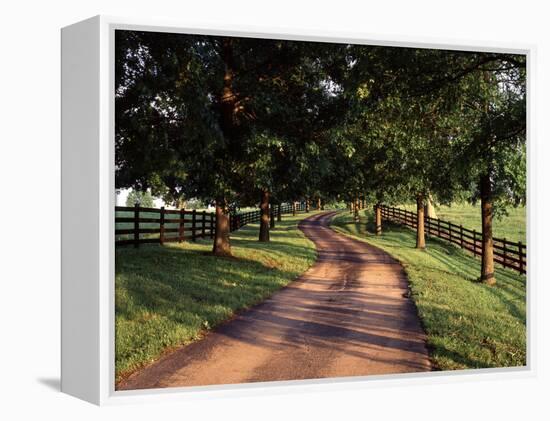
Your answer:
[115,211,320,382]
[401,202,526,243]
[331,209,526,371]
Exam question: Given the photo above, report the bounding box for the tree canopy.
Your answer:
[115,30,526,276]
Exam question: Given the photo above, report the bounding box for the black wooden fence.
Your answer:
[377,205,526,274]
[116,201,309,247]
[115,205,215,247]
[228,202,306,231]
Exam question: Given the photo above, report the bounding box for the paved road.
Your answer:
[118,211,431,390]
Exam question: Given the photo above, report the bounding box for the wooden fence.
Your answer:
[116,201,309,247]
[115,205,215,247]
[229,202,306,231]
[377,205,526,275]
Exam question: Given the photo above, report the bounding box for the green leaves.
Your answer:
[115,31,525,210]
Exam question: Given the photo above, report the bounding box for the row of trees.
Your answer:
[115,31,526,285]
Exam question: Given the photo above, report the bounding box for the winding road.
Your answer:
[118,211,431,391]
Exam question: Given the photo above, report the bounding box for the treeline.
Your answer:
[115,31,525,285]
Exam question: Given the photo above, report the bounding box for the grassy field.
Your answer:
[401,202,526,243]
[115,211,319,383]
[331,210,526,371]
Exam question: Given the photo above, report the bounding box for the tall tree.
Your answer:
[449,60,526,284]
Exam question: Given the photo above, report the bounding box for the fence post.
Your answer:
[375,204,382,236]
[179,208,185,242]
[473,229,477,255]
[270,206,275,229]
[503,238,507,267]
[192,209,197,241]
[518,241,524,273]
[202,210,206,235]
[437,219,441,238]
[448,221,451,240]
[159,206,165,245]
[425,215,430,237]
[134,203,139,248]
[210,212,215,238]
[422,214,426,233]
[460,225,464,248]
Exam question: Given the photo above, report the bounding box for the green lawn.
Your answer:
[401,202,526,243]
[331,210,526,371]
[115,211,319,382]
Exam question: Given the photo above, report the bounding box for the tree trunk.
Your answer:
[259,190,270,242]
[305,198,310,213]
[212,198,231,257]
[424,194,438,219]
[212,39,236,258]
[317,197,321,210]
[480,173,496,285]
[220,38,237,138]
[175,197,186,209]
[416,194,426,249]
[292,201,296,216]
[277,203,282,222]
[349,201,353,213]
[375,204,382,235]
[354,197,359,222]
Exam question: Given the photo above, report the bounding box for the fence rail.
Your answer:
[377,205,526,275]
[115,205,215,247]
[229,202,306,231]
[116,201,309,247]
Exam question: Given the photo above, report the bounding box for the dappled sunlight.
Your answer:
[118,211,431,390]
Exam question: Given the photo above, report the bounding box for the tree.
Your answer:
[449,60,526,284]
[116,31,351,252]
[125,190,154,208]
[115,32,241,255]
[338,47,525,279]
[222,39,349,242]
[258,190,270,242]
[333,47,457,245]
[382,51,525,281]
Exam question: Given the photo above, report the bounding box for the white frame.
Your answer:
[61,15,535,406]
